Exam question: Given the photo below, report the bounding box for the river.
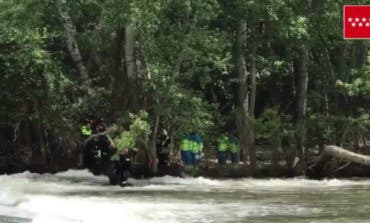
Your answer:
[1,170,370,223]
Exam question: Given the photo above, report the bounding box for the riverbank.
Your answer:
[0,138,81,175]
[1,133,370,180]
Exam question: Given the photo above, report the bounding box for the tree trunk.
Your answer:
[174,48,186,76]
[56,0,89,85]
[248,54,257,167]
[148,114,160,175]
[312,145,370,178]
[110,28,126,114]
[169,130,176,163]
[294,46,308,166]
[271,137,282,176]
[319,145,370,166]
[235,19,249,163]
[125,25,139,111]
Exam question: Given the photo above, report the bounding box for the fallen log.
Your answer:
[311,145,370,178]
[318,145,370,165]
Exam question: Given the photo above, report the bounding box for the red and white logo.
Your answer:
[344,5,370,39]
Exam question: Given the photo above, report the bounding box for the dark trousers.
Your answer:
[230,152,239,164]
[181,150,193,166]
[218,151,228,165]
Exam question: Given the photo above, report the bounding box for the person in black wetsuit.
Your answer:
[82,130,131,185]
[156,130,170,170]
[82,133,116,175]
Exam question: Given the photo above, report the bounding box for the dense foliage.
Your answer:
[0,0,369,172]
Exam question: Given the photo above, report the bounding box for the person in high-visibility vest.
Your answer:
[217,134,229,165]
[183,132,201,176]
[228,135,240,164]
[180,134,192,167]
[81,120,93,137]
[190,132,203,167]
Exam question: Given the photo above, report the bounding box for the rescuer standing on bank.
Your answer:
[180,134,192,169]
[217,134,229,165]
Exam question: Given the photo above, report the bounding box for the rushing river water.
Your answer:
[1,170,370,223]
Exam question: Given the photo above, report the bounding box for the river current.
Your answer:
[0,170,370,223]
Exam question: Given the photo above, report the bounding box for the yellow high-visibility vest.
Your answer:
[81,125,92,136]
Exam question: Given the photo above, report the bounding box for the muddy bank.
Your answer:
[154,159,298,179]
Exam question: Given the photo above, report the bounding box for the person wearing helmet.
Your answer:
[81,119,93,137]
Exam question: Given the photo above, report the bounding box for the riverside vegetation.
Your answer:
[0,0,369,178]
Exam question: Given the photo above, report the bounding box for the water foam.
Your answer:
[1,170,370,222]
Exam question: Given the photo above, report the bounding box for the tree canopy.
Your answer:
[0,0,369,173]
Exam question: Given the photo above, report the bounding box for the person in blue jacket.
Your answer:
[190,131,203,167]
[180,134,192,168]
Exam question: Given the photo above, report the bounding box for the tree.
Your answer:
[0,0,368,177]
